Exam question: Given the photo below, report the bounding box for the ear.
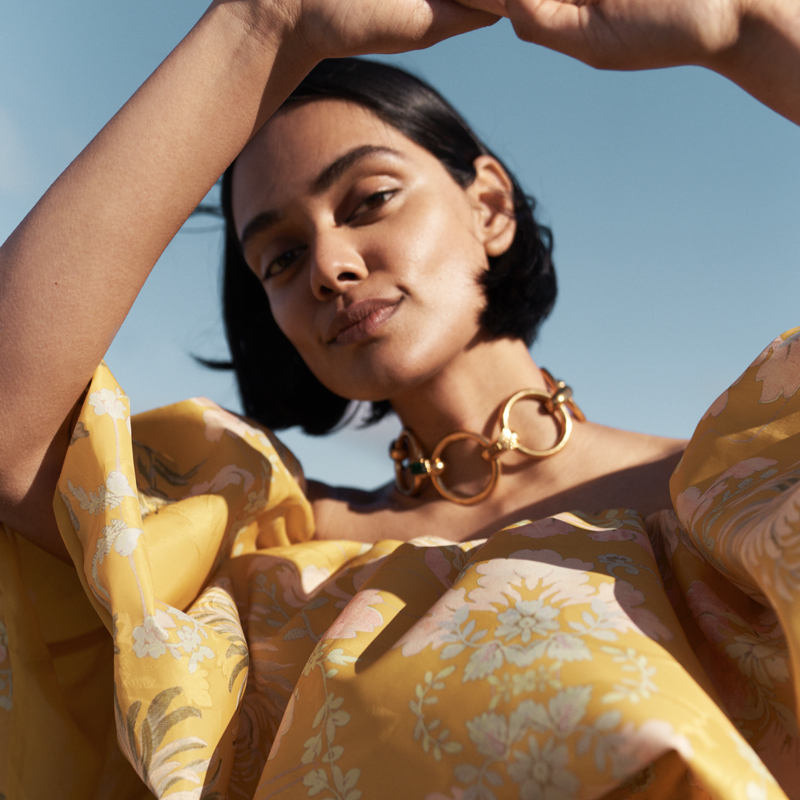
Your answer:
[465,155,517,257]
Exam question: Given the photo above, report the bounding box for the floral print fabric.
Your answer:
[0,328,799,799]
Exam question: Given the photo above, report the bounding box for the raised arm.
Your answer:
[0,0,495,558]
[459,0,800,125]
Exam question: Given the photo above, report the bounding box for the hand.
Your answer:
[453,0,744,71]
[231,0,500,62]
[451,0,800,123]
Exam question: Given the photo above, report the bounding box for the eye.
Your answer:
[263,246,305,279]
[346,189,397,223]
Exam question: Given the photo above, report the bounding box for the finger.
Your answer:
[453,0,508,19]
[402,0,501,51]
[504,0,587,46]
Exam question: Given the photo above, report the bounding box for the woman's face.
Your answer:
[232,99,508,402]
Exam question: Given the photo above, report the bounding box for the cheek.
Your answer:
[266,291,293,336]
[264,285,318,362]
[392,193,488,293]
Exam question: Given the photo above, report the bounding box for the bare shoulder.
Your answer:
[550,422,688,518]
[587,423,687,466]
[305,479,394,541]
[303,423,688,543]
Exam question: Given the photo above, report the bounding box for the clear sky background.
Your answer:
[2,1,799,489]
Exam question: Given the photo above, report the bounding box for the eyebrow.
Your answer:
[311,144,400,194]
[240,208,281,249]
[239,144,402,248]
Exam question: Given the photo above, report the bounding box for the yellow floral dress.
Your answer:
[1,328,799,800]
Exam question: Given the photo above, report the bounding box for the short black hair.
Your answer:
[216,58,556,435]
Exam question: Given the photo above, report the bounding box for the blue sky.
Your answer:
[2,1,799,488]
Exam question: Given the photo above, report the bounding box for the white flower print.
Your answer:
[496,599,560,644]
[88,386,127,419]
[466,712,514,760]
[176,625,215,673]
[546,686,592,739]
[755,329,800,403]
[323,588,384,641]
[132,615,169,659]
[514,666,563,697]
[464,640,506,681]
[68,470,136,516]
[567,598,623,643]
[507,736,579,800]
[397,587,468,657]
[112,522,143,557]
[543,633,592,663]
[177,625,203,652]
[300,564,331,596]
[469,552,596,611]
[600,648,658,704]
[91,519,143,598]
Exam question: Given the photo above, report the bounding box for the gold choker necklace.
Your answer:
[389,370,585,506]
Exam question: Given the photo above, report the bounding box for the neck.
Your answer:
[386,337,586,504]
[388,337,554,453]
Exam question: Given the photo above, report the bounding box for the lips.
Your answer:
[326,297,402,344]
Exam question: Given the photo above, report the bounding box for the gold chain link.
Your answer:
[390,370,585,505]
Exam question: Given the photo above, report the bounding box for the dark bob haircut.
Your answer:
[216,57,556,435]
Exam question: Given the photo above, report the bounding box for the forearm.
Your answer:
[0,2,312,523]
[710,0,800,125]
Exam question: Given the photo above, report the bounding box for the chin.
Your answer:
[309,330,479,403]
[332,365,447,406]
[313,360,423,404]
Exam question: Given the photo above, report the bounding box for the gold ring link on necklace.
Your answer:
[430,431,498,505]
[390,371,585,505]
[496,388,572,459]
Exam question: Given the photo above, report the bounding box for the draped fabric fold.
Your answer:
[0,327,798,799]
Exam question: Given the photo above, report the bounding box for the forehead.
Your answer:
[232,100,419,234]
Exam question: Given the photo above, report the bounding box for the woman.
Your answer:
[219,56,687,539]
[0,0,798,798]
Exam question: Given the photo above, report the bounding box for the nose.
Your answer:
[309,230,368,301]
